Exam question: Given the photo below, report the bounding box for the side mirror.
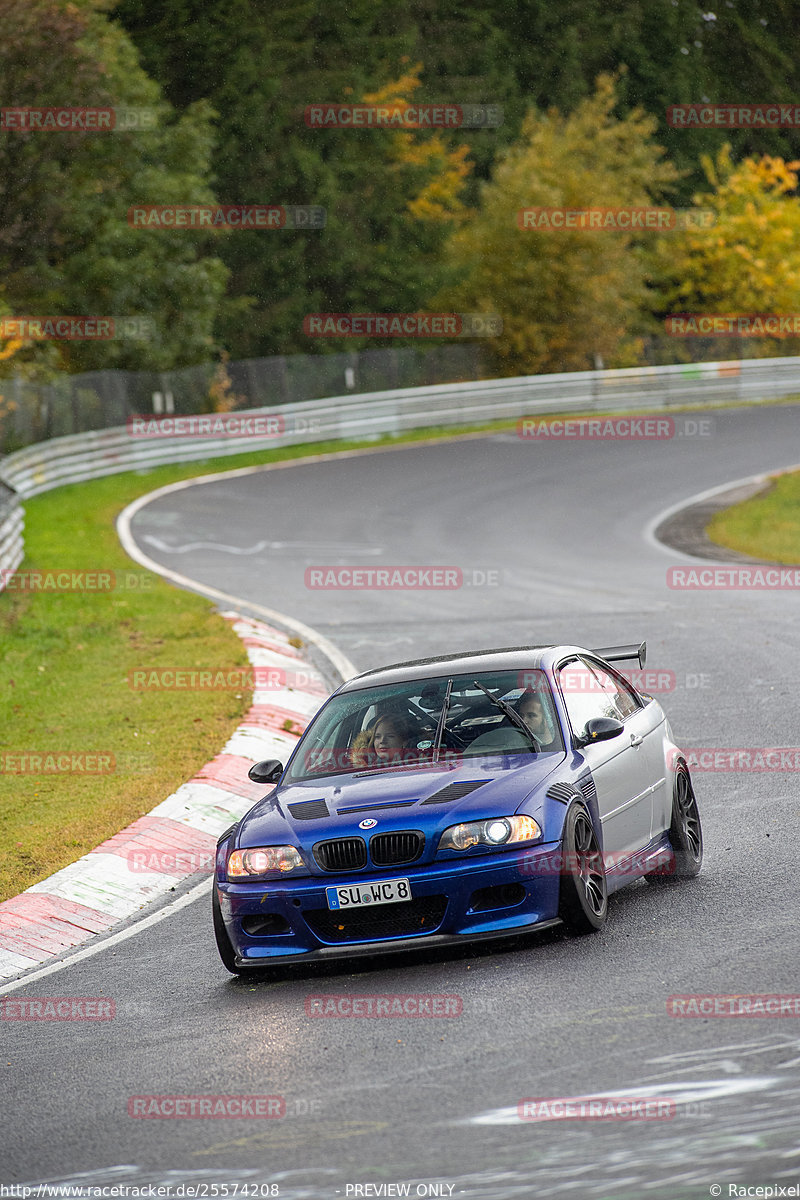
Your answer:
[248,759,284,784]
[576,717,624,748]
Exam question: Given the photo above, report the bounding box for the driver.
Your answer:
[516,689,560,750]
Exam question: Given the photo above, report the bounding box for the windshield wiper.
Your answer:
[431,678,453,763]
[472,681,540,750]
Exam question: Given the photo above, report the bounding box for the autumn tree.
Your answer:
[436,76,679,375]
[649,149,800,356]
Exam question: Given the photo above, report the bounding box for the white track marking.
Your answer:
[117,465,358,684]
[0,876,212,996]
[643,463,800,559]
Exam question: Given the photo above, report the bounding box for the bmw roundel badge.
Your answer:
[359,818,377,829]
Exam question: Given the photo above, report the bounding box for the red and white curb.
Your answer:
[0,613,329,981]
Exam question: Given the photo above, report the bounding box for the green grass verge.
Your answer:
[2,396,797,903]
[707,470,800,563]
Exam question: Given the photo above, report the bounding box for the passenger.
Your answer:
[351,713,415,766]
[516,689,560,750]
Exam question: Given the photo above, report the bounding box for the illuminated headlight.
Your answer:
[227,846,306,878]
[439,815,541,852]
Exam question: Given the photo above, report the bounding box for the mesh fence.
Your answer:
[0,335,786,455]
[0,344,490,454]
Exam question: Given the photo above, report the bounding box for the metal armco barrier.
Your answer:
[0,482,24,588]
[1,355,798,592]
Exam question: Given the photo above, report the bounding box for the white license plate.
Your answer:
[326,877,411,910]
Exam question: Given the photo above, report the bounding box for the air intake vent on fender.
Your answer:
[546,782,578,804]
[579,776,597,805]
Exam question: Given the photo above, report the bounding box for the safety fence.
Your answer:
[1,354,798,591]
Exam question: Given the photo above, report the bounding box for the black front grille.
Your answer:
[313,837,367,872]
[288,799,329,820]
[370,830,424,866]
[304,895,448,943]
[421,780,486,805]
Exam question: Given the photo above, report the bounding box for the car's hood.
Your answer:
[237,752,565,848]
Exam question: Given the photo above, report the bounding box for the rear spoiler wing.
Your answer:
[591,642,647,669]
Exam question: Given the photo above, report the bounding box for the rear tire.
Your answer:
[212,885,244,975]
[558,804,608,934]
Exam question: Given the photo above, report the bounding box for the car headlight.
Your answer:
[227,846,306,878]
[439,815,542,852]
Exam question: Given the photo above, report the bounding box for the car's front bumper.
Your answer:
[217,841,563,967]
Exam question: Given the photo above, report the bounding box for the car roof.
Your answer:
[337,644,587,693]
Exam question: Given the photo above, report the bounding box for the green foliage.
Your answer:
[650,150,800,359]
[0,0,228,373]
[437,76,679,375]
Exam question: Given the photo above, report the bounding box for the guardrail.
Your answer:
[0,483,24,588]
[1,355,798,589]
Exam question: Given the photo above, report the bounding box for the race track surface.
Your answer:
[5,402,800,1198]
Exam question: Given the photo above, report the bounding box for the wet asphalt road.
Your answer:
[4,401,800,1198]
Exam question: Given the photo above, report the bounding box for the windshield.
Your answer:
[284,668,564,782]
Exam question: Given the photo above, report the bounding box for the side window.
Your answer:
[583,659,641,721]
[556,659,617,738]
[556,658,641,738]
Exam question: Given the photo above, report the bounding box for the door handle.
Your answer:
[630,733,644,747]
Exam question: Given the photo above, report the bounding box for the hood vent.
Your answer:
[287,799,329,821]
[337,799,418,815]
[421,779,486,805]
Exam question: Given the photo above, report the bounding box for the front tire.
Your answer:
[558,804,608,934]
